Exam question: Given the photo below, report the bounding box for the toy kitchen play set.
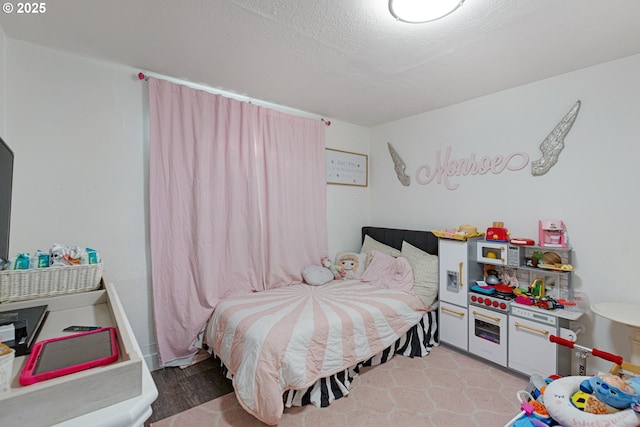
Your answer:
[437,221,586,378]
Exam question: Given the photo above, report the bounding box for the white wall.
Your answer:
[0,24,6,134]
[325,122,371,258]
[5,39,156,363]
[4,39,370,369]
[370,53,640,373]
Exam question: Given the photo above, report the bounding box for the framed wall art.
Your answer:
[325,148,368,187]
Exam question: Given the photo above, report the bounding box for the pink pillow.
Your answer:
[360,250,414,294]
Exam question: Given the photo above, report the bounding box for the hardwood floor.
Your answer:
[145,354,233,426]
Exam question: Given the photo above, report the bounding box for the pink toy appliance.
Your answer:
[538,220,567,248]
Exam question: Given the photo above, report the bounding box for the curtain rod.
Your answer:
[137,72,331,126]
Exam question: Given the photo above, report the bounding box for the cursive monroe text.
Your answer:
[415,146,529,190]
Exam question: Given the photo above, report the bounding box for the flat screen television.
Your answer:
[0,136,13,262]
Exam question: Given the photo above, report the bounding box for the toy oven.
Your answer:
[476,241,519,267]
[468,304,508,367]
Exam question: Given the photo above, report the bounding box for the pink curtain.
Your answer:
[148,78,327,366]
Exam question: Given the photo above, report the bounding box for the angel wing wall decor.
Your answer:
[387,142,410,186]
[531,100,581,176]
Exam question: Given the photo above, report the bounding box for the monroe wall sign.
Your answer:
[387,101,581,191]
[415,147,529,190]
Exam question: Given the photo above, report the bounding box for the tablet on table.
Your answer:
[19,327,119,386]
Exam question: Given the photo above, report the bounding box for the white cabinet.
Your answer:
[508,305,572,377]
[438,238,483,351]
[439,301,468,350]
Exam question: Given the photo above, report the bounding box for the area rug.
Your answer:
[151,345,528,427]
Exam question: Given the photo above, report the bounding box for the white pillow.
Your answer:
[361,250,414,294]
[334,252,367,280]
[401,241,439,308]
[360,235,401,267]
[302,265,334,286]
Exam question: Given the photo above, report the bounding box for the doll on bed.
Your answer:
[336,253,362,279]
[322,257,345,280]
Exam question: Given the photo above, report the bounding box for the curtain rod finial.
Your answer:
[321,119,331,126]
[138,72,146,80]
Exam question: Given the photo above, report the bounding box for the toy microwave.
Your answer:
[476,240,519,267]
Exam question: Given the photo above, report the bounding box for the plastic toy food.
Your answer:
[510,238,535,245]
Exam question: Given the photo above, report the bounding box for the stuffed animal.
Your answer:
[579,373,640,410]
[321,257,345,280]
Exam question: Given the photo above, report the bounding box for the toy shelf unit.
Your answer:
[476,240,578,305]
[515,245,574,302]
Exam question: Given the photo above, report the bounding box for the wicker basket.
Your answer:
[0,263,103,303]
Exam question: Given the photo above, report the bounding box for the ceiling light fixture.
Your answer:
[389,0,465,24]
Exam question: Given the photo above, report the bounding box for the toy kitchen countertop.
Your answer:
[510,301,586,321]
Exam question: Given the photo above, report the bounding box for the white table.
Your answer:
[55,366,157,427]
[0,284,158,427]
[591,302,640,365]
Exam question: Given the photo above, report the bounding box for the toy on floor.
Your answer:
[549,335,623,375]
[569,390,589,410]
[543,376,640,426]
[536,335,640,427]
[504,389,552,427]
[579,373,640,410]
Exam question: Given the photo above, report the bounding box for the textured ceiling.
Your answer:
[1,0,640,126]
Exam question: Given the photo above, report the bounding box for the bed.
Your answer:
[205,226,439,425]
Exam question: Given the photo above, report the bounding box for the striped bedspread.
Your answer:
[206,280,428,425]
